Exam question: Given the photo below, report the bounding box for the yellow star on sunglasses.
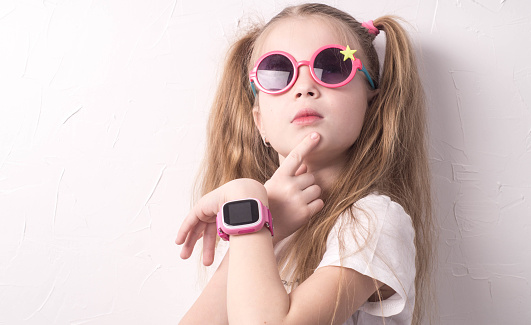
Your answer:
[340,45,357,61]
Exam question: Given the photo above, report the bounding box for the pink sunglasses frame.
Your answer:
[249,44,374,95]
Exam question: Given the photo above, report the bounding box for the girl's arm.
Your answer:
[229,228,381,325]
[176,177,271,324]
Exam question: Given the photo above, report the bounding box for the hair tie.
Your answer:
[362,20,380,36]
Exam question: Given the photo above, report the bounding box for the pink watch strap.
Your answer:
[262,203,274,237]
[217,215,230,241]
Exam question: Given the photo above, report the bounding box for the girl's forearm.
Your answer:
[227,228,290,324]
[179,250,230,325]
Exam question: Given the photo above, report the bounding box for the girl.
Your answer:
[176,3,434,325]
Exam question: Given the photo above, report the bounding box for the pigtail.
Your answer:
[371,16,435,324]
[372,16,425,163]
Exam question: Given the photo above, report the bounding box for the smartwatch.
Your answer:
[216,198,274,241]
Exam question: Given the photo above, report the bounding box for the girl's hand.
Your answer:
[265,132,324,244]
[175,178,267,266]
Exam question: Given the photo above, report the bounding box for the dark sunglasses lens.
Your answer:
[256,54,294,91]
[314,48,353,85]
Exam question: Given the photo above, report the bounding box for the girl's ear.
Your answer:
[368,88,380,102]
[252,106,263,134]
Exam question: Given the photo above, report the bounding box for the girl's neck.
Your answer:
[307,159,345,193]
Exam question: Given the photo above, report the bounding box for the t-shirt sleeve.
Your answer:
[315,194,416,317]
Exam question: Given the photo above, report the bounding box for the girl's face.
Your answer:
[252,17,376,167]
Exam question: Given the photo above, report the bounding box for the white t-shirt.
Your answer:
[274,194,416,325]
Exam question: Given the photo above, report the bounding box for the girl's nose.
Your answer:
[293,66,320,99]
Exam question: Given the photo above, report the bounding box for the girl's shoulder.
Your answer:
[333,193,414,240]
[353,193,408,217]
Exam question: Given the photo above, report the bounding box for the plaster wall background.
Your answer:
[1,0,530,324]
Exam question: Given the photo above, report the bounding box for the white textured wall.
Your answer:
[1,0,530,324]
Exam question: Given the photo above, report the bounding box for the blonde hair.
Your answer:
[193,3,435,324]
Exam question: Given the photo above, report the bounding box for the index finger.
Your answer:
[278,132,320,176]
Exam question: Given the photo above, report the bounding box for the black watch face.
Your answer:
[223,199,260,226]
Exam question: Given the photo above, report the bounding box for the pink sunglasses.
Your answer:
[249,44,375,95]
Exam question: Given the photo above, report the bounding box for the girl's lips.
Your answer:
[291,115,323,125]
[291,108,323,125]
